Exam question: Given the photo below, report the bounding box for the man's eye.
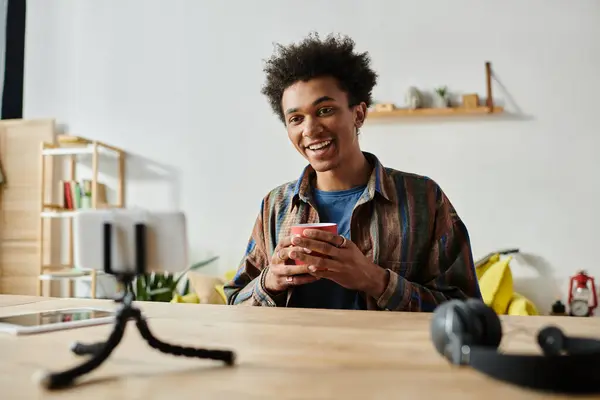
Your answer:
[317,107,334,116]
[289,115,302,124]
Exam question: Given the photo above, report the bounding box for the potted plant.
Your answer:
[127,255,219,302]
[432,86,450,108]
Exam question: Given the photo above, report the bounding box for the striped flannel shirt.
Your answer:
[224,152,482,311]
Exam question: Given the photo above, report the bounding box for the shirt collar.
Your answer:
[290,152,393,211]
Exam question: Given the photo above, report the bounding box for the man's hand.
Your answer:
[288,229,389,299]
[263,235,320,293]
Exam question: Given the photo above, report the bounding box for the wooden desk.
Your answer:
[1,295,599,399]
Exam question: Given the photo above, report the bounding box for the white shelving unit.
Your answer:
[40,210,77,218]
[38,136,126,298]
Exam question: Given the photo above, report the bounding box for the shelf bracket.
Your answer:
[485,61,494,113]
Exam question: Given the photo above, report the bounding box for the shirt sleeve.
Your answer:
[375,188,482,312]
[223,199,287,307]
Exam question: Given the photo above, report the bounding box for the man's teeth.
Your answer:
[308,140,331,150]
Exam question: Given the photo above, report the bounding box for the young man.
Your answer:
[224,33,482,311]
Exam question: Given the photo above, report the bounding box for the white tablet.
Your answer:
[0,308,115,336]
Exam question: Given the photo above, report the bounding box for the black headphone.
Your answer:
[430,298,600,394]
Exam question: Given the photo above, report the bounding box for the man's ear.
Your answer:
[354,102,367,128]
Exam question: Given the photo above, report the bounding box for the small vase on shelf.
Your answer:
[432,86,449,108]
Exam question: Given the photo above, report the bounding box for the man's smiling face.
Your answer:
[281,76,366,173]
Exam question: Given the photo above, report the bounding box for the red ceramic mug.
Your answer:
[290,223,337,265]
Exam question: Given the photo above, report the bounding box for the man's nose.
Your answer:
[302,117,323,137]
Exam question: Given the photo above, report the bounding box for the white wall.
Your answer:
[23,0,600,314]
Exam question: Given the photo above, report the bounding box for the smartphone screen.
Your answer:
[0,308,114,327]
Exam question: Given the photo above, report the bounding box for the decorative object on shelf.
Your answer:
[461,93,480,109]
[432,86,449,108]
[38,135,126,299]
[373,103,395,112]
[568,270,597,317]
[550,299,567,316]
[57,179,108,211]
[367,61,503,119]
[404,86,422,109]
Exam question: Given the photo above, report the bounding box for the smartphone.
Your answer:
[73,209,189,274]
[0,308,115,335]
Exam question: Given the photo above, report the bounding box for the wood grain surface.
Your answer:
[1,295,599,399]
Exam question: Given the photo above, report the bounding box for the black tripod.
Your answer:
[38,222,236,390]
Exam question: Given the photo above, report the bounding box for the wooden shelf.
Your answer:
[41,203,117,218]
[367,61,504,121]
[41,205,75,218]
[39,270,101,281]
[42,136,123,156]
[38,135,126,299]
[368,106,504,119]
[41,210,76,218]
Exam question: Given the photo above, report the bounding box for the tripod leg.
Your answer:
[36,313,129,390]
[70,341,107,356]
[133,310,235,366]
[69,291,131,357]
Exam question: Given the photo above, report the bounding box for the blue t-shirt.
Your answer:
[288,184,368,310]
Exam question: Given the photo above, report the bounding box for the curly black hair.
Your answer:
[261,32,378,123]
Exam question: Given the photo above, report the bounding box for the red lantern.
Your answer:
[568,270,597,317]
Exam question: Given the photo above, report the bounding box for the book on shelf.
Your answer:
[61,179,108,210]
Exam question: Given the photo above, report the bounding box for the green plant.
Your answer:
[128,255,219,302]
[434,86,448,98]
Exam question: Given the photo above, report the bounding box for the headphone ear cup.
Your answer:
[464,298,503,348]
[537,325,565,356]
[430,300,470,358]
